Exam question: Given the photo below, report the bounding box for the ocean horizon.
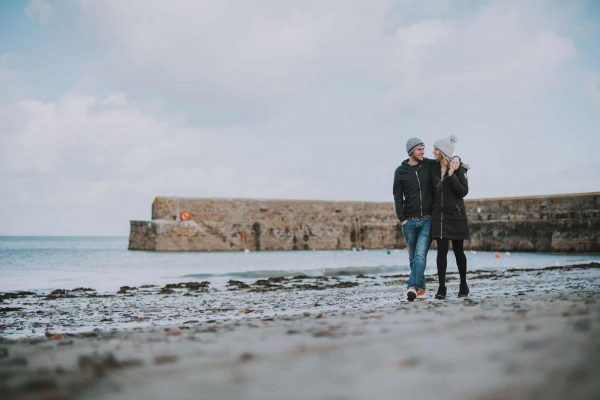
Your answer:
[1,236,598,293]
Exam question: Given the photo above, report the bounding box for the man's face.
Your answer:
[411,145,425,161]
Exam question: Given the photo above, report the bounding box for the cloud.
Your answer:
[76,1,578,121]
[25,0,54,26]
[0,93,221,188]
[75,1,400,123]
[0,92,318,234]
[1,0,598,234]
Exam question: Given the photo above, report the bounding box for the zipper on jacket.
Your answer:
[440,176,444,239]
[415,164,423,217]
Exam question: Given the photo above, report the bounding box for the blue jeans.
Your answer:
[402,216,432,289]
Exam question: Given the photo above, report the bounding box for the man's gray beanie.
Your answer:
[433,135,458,157]
[406,138,424,155]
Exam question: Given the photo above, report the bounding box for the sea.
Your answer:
[1,236,599,293]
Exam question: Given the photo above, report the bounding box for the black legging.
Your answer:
[436,239,467,287]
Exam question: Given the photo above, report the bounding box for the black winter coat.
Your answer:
[431,163,470,240]
[393,158,436,222]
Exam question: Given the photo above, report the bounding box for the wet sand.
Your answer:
[1,263,599,400]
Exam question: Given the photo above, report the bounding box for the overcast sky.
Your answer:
[1,0,599,235]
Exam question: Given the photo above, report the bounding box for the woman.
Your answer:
[431,135,470,299]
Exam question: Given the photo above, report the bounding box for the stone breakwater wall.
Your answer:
[128,193,599,252]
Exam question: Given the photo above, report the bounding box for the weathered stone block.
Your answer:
[129,193,599,252]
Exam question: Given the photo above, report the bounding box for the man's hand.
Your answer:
[401,220,408,226]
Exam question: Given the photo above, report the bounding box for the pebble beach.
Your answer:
[1,262,599,400]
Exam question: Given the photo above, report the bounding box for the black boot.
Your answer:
[458,282,470,297]
[435,286,446,300]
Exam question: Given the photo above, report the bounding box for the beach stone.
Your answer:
[521,339,546,351]
[45,290,74,300]
[227,280,250,289]
[0,307,23,313]
[573,319,591,332]
[21,377,57,391]
[78,331,99,338]
[0,291,35,301]
[395,357,420,369]
[153,355,178,365]
[268,276,289,283]
[118,286,137,294]
[72,287,96,293]
[239,352,255,362]
[5,357,28,366]
[164,282,210,290]
[333,281,359,289]
[525,323,539,331]
[78,352,142,376]
[356,274,374,279]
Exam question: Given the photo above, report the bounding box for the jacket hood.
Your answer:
[401,157,432,167]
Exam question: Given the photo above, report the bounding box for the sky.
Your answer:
[0,0,599,236]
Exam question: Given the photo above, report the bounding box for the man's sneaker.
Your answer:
[407,287,417,302]
[416,288,427,299]
[458,282,470,297]
[435,286,446,300]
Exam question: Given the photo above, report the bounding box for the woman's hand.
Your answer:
[448,157,460,176]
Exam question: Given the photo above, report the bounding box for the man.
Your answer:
[393,138,436,301]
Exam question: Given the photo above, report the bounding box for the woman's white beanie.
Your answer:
[434,135,457,157]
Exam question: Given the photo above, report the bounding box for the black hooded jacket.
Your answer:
[392,158,436,222]
[430,162,470,240]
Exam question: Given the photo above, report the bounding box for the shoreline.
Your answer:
[1,263,599,399]
[2,239,599,293]
[0,263,597,340]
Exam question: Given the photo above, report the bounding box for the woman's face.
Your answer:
[433,148,441,160]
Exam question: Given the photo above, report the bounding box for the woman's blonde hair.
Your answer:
[435,146,451,167]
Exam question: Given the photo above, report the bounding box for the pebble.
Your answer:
[154,355,178,365]
[573,319,591,332]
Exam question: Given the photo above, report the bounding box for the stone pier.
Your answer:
[129,192,599,252]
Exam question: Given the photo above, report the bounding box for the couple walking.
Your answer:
[393,136,470,301]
